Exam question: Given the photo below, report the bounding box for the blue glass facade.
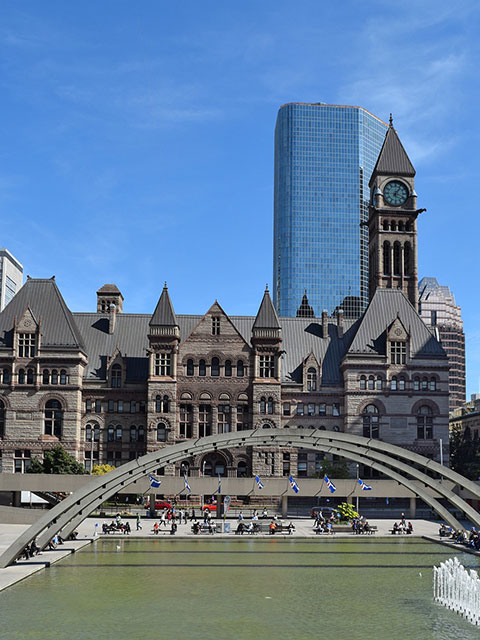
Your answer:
[273,103,387,318]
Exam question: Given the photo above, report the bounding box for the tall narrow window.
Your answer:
[18,369,25,384]
[44,400,63,438]
[199,359,206,377]
[26,368,34,385]
[211,357,220,377]
[383,241,391,275]
[417,405,433,439]
[259,355,275,378]
[111,364,121,388]
[362,404,379,439]
[2,368,10,384]
[393,242,401,276]
[217,405,230,433]
[157,423,167,442]
[179,404,193,438]
[155,395,169,413]
[130,425,137,442]
[236,360,244,377]
[212,317,221,335]
[404,242,412,275]
[267,397,274,415]
[59,370,67,385]
[199,404,212,437]
[225,360,232,377]
[306,367,317,391]
[359,376,366,390]
[0,399,5,438]
[367,376,375,390]
[42,370,50,385]
[186,359,194,376]
[260,397,266,414]
[236,405,248,431]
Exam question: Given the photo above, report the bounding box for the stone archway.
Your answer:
[2,428,480,567]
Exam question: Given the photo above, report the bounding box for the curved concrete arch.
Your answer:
[1,429,478,567]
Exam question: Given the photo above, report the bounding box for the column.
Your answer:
[409,496,416,519]
[281,495,288,518]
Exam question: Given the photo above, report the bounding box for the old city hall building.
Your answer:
[0,123,449,479]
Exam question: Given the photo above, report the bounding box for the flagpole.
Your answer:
[356,464,359,513]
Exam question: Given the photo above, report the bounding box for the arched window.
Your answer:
[391,376,397,391]
[421,377,428,391]
[237,461,247,477]
[262,424,271,429]
[398,377,406,391]
[391,220,397,232]
[157,423,167,442]
[115,426,122,441]
[367,376,375,390]
[86,423,99,442]
[406,221,412,232]
[236,360,244,377]
[0,399,4,438]
[138,426,145,442]
[376,377,383,390]
[383,241,391,275]
[186,359,194,376]
[130,425,137,442]
[225,360,232,377]
[27,368,34,385]
[42,370,50,385]
[199,359,206,377]
[51,369,58,385]
[398,221,404,232]
[362,404,379,439]
[60,370,67,385]
[360,375,366,390]
[413,377,420,391]
[383,220,389,231]
[211,357,220,377]
[108,426,114,442]
[307,367,317,391]
[417,405,433,439]
[393,241,401,275]
[404,242,412,275]
[45,400,63,438]
[260,397,266,414]
[267,397,274,414]
[2,368,10,384]
[429,378,436,391]
[111,364,121,388]
[18,369,25,384]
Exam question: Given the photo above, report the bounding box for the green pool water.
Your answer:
[1,538,479,640]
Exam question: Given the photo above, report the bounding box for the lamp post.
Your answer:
[201,461,206,511]
[356,464,359,513]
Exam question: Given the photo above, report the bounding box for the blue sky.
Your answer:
[1,1,480,396]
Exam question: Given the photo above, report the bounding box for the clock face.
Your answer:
[384,180,408,206]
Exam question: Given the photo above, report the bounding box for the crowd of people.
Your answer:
[351,517,373,534]
[440,525,480,550]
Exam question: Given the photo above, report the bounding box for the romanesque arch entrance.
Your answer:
[2,428,480,567]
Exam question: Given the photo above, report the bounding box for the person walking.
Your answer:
[136,513,142,531]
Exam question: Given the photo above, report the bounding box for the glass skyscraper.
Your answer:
[273,103,388,318]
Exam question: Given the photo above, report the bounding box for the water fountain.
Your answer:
[433,557,480,626]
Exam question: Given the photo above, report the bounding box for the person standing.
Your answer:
[136,513,142,531]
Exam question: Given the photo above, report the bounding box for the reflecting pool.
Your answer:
[1,538,479,640]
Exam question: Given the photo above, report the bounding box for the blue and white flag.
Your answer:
[255,475,264,490]
[358,478,372,491]
[148,474,162,489]
[184,474,192,493]
[289,475,300,494]
[217,474,222,494]
[324,475,336,493]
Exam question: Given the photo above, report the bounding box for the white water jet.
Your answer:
[433,557,480,626]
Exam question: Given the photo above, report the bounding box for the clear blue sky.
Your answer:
[1,1,479,396]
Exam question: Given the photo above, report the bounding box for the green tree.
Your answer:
[27,445,86,475]
[315,459,351,479]
[450,425,480,480]
[92,463,115,476]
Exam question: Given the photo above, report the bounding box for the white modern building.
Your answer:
[0,249,23,311]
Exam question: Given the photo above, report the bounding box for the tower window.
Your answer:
[212,317,221,335]
[154,353,171,376]
[383,241,391,275]
[259,355,275,378]
[362,404,379,439]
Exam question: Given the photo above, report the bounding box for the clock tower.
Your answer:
[367,117,424,310]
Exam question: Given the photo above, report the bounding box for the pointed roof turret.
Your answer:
[296,291,315,318]
[369,118,415,187]
[253,285,281,330]
[150,283,177,328]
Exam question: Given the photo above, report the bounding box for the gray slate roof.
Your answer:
[369,125,415,186]
[347,288,445,358]
[253,288,281,330]
[0,278,85,352]
[150,285,177,327]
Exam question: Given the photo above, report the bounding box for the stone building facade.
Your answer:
[0,122,450,478]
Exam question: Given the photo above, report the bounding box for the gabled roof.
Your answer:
[296,292,315,318]
[96,283,123,297]
[0,278,85,352]
[369,123,415,186]
[150,284,177,327]
[347,289,445,358]
[253,287,281,330]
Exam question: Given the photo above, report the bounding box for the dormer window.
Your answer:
[390,341,406,365]
[111,364,122,388]
[306,367,317,391]
[18,333,36,358]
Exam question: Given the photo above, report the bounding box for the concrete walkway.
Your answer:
[0,517,456,593]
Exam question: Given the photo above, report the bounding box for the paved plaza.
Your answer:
[0,516,463,593]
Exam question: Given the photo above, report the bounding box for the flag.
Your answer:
[217,474,222,494]
[358,478,372,491]
[255,475,264,490]
[324,475,336,493]
[184,474,192,493]
[289,475,300,494]
[149,474,162,489]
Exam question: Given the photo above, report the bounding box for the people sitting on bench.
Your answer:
[269,520,277,535]
[236,522,245,535]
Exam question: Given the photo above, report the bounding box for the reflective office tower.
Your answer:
[419,277,466,410]
[0,249,23,311]
[273,103,387,318]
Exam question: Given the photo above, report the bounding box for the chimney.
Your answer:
[322,310,328,339]
[337,310,344,339]
[109,304,116,334]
